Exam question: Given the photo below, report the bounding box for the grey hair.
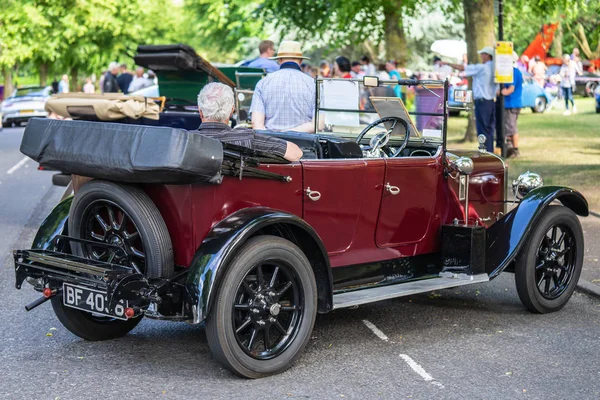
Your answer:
[197,82,234,122]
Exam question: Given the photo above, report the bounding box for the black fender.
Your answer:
[184,207,332,324]
[486,186,588,278]
[31,196,73,251]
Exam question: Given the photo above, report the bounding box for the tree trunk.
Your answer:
[39,63,49,86]
[462,0,496,142]
[383,1,408,65]
[70,67,78,92]
[3,67,14,99]
[551,23,563,58]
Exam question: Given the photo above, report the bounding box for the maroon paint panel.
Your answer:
[190,164,303,258]
[446,150,506,226]
[376,157,439,248]
[144,184,194,267]
[302,160,375,254]
[143,149,504,271]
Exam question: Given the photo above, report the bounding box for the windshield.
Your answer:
[316,78,446,143]
[13,87,50,98]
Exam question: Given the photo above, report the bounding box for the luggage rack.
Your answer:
[14,236,135,290]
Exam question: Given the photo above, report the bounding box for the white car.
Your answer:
[129,84,159,98]
[1,86,52,128]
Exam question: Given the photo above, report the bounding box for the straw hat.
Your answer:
[270,41,310,60]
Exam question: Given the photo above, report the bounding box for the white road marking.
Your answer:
[362,319,389,342]
[7,156,29,175]
[399,354,444,388]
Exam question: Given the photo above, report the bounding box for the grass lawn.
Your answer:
[447,97,600,211]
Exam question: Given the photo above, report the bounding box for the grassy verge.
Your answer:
[447,97,600,211]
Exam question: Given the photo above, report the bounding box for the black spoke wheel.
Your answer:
[80,200,147,274]
[515,206,584,313]
[206,236,317,378]
[51,180,174,341]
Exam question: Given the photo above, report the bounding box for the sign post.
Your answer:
[495,38,513,158]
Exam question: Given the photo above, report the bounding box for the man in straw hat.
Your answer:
[250,40,316,132]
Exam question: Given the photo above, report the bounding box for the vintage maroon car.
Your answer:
[13,77,588,378]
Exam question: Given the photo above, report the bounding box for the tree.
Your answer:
[461,0,495,142]
[259,0,413,63]
[0,0,51,94]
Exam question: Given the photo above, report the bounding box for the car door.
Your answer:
[375,153,442,248]
[302,159,385,256]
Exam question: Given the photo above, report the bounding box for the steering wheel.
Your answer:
[355,116,410,158]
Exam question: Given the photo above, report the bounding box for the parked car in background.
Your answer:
[1,86,52,128]
[574,71,600,98]
[449,75,551,115]
[128,84,159,98]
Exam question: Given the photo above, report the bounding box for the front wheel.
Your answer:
[531,96,547,113]
[206,236,317,378]
[515,206,584,313]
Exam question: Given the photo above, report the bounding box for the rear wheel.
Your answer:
[2,122,12,128]
[531,96,547,113]
[53,180,174,341]
[515,206,583,313]
[206,236,317,378]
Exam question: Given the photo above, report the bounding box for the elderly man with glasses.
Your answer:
[195,82,303,162]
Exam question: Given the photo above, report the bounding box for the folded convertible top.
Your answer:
[21,118,223,184]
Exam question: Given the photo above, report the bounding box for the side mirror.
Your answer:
[453,89,473,104]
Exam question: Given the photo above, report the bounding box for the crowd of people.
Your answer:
[51,63,156,96]
[46,39,591,161]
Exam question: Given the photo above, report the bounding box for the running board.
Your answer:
[333,273,489,309]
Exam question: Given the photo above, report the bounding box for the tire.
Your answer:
[596,107,600,114]
[531,96,547,113]
[54,180,174,341]
[515,206,584,314]
[2,122,12,128]
[69,180,174,278]
[449,110,460,117]
[51,297,143,341]
[206,236,317,378]
[585,82,596,97]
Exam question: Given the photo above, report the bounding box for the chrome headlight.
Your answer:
[512,172,543,200]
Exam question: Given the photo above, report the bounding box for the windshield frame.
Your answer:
[314,77,449,150]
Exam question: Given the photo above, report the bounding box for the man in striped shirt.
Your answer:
[196,83,303,162]
[250,41,316,133]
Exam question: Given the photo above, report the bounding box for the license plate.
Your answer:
[62,283,128,320]
[19,109,35,114]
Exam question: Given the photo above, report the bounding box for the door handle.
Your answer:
[385,183,400,195]
[305,187,321,201]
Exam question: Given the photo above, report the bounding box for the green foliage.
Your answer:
[0,0,189,84]
[183,0,265,61]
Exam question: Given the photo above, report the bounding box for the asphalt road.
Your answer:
[1,126,599,400]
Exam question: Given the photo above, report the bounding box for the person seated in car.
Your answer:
[196,83,303,162]
[250,41,316,133]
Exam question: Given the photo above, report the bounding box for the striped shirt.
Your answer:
[196,122,287,157]
[249,64,316,131]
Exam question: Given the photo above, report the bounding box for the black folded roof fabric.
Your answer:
[21,118,224,184]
